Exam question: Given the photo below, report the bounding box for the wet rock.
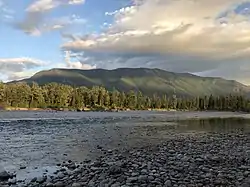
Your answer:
[46,182,54,187]
[57,172,65,179]
[127,177,138,183]
[31,177,37,182]
[72,182,82,187]
[37,176,47,183]
[97,145,103,149]
[111,182,121,187]
[0,170,11,181]
[108,165,122,175]
[138,175,148,181]
[164,180,172,186]
[8,178,17,185]
[19,166,26,170]
[54,181,65,187]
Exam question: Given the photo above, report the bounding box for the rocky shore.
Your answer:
[1,132,250,187]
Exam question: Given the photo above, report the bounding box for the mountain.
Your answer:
[10,68,250,97]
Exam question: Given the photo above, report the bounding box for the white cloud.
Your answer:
[0,57,47,81]
[0,54,96,81]
[14,13,86,36]
[14,0,86,35]
[63,51,97,69]
[66,61,97,69]
[0,0,14,22]
[62,0,250,84]
[26,0,85,13]
[0,57,45,67]
[68,0,85,5]
[63,0,250,58]
[6,70,38,81]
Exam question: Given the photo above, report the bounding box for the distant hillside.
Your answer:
[10,68,250,97]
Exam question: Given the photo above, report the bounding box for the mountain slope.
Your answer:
[10,68,250,97]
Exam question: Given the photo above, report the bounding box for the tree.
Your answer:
[0,80,249,112]
[0,81,5,104]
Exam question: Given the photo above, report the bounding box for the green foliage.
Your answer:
[1,82,250,112]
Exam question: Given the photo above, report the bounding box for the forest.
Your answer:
[0,82,249,111]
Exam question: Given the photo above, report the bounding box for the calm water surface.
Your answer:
[0,111,250,180]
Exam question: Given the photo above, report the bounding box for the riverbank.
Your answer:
[1,132,249,187]
[2,106,247,113]
[2,107,121,112]
[1,107,178,112]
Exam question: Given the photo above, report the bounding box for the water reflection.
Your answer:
[177,117,250,133]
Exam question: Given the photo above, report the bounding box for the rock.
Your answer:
[19,166,26,170]
[138,175,148,181]
[164,180,172,186]
[0,171,11,181]
[54,181,65,187]
[37,176,47,183]
[141,169,147,174]
[60,168,66,172]
[111,182,121,187]
[131,172,138,176]
[97,145,103,149]
[127,177,138,183]
[57,172,65,179]
[9,133,250,187]
[8,178,16,184]
[46,182,54,187]
[195,158,204,162]
[148,176,154,181]
[30,177,37,182]
[108,165,122,175]
[72,182,82,187]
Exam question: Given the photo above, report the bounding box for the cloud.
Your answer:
[0,53,96,81]
[15,14,86,36]
[0,57,47,81]
[0,0,14,22]
[66,61,97,69]
[63,0,250,58]
[6,70,38,81]
[14,0,86,36]
[62,0,250,84]
[64,51,97,69]
[195,59,250,85]
[26,0,85,13]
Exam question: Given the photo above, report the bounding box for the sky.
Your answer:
[0,0,250,84]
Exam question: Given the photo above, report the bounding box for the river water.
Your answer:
[0,111,250,181]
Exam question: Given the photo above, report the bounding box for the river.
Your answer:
[0,111,250,182]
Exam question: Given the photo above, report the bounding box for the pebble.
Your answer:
[20,166,27,170]
[54,181,65,187]
[46,182,54,187]
[72,182,82,187]
[1,132,250,187]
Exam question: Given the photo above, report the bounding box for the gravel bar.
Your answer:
[1,132,250,187]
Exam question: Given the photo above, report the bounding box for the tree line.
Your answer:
[0,82,250,111]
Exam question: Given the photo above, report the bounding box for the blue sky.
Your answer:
[1,0,250,84]
[0,0,126,65]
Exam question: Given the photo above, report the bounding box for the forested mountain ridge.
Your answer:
[9,68,250,97]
